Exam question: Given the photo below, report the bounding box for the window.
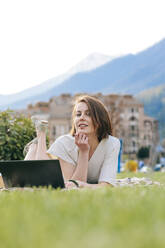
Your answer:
[130,116,135,121]
[144,120,152,128]
[129,116,138,122]
[60,125,65,134]
[52,126,56,136]
[132,141,136,147]
[131,126,135,131]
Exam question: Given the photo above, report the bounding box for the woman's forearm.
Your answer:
[71,150,89,182]
[65,180,112,189]
[84,182,113,188]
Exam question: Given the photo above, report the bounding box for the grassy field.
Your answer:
[0,172,165,248]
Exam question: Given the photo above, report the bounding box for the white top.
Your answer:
[47,134,120,186]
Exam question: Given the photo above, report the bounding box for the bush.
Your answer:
[137,146,150,159]
[0,110,36,160]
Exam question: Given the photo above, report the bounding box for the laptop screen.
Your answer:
[0,160,65,189]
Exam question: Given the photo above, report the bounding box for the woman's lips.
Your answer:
[79,124,88,129]
[79,124,88,127]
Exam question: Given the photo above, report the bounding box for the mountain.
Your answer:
[46,38,165,96]
[137,83,165,139]
[0,53,115,109]
[1,38,165,110]
[68,53,117,74]
[0,74,68,107]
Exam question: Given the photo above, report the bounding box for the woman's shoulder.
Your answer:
[103,135,120,150]
[55,134,74,143]
[54,134,75,148]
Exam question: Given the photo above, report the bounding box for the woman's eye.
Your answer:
[75,112,90,117]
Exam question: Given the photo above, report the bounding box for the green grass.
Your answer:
[0,172,165,248]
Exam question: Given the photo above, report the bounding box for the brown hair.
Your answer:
[70,95,113,142]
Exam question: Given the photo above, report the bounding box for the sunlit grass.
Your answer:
[0,172,165,248]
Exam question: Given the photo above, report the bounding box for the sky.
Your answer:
[0,0,165,95]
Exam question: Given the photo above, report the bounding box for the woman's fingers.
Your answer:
[75,132,87,144]
[65,180,88,189]
[84,136,88,144]
[65,181,79,189]
[81,134,88,144]
[79,133,85,143]
[75,132,89,151]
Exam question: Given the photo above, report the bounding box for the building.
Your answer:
[24,93,159,155]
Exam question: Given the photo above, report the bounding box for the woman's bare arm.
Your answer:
[65,180,113,189]
[59,133,90,182]
[59,158,114,188]
[59,149,89,182]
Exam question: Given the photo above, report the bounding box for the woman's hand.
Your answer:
[65,180,111,189]
[65,180,89,189]
[65,181,78,189]
[75,132,90,152]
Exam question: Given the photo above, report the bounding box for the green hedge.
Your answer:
[137,146,150,159]
[0,110,36,160]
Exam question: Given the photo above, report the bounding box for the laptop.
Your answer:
[0,160,65,189]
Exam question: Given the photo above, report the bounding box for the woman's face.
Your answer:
[74,102,96,135]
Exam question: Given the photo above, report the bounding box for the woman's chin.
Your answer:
[77,128,88,134]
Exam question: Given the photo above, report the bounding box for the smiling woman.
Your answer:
[24,95,120,189]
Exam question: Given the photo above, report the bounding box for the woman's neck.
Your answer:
[87,134,99,155]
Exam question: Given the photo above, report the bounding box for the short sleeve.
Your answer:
[47,135,76,166]
[98,138,120,186]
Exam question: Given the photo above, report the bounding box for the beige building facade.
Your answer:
[24,93,159,155]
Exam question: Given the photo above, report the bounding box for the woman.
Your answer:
[25,95,120,189]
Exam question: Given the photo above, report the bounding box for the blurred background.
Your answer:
[1,0,165,171]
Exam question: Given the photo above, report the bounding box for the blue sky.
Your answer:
[0,0,164,95]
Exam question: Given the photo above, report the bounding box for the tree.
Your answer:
[0,110,36,160]
[137,146,150,159]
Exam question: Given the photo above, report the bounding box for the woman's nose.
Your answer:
[80,113,86,120]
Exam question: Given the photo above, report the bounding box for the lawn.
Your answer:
[0,172,165,248]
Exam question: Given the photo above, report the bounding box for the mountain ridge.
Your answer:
[0,53,115,108]
[137,83,165,138]
[1,38,165,110]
